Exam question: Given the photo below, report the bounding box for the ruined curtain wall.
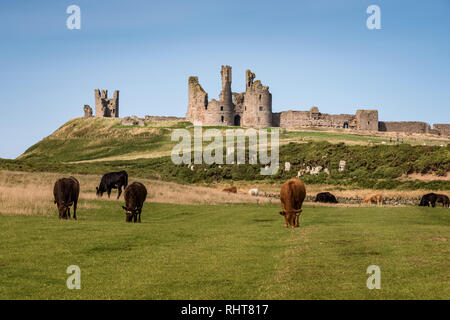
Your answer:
[378,121,431,134]
[433,124,450,136]
[279,111,356,129]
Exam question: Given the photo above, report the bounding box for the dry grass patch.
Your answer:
[0,171,273,217]
[0,185,99,216]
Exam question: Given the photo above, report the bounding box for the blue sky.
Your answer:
[0,0,449,159]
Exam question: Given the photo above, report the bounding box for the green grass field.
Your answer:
[1,201,448,300]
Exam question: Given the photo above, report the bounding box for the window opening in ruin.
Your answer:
[259,106,263,111]
[220,106,223,111]
[344,122,349,129]
[221,116,224,122]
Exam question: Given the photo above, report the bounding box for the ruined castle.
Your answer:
[81,67,449,136]
[186,66,273,128]
[93,89,119,118]
[186,66,450,136]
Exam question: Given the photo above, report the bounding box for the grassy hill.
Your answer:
[2,117,449,190]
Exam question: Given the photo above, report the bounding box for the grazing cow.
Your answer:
[96,171,128,199]
[53,177,80,220]
[419,193,437,207]
[222,186,237,193]
[435,194,450,208]
[248,188,259,196]
[122,182,147,223]
[362,194,383,206]
[315,192,338,204]
[279,178,306,228]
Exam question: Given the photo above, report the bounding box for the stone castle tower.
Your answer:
[186,65,272,128]
[242,69,272,127]
[95,89,119,118]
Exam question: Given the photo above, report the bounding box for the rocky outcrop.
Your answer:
[121,116,144,127]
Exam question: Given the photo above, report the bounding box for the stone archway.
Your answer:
[343,122,349,129]
[234,115,241,126]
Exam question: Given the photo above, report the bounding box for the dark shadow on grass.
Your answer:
[341,251,380,256]
[252,219,276,223]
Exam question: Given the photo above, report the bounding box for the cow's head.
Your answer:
[279,209,302,228]
[57,201,72,219]
[122,206,137,222]
[96,186,104,197]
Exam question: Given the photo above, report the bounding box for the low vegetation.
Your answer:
[1,118,448,191]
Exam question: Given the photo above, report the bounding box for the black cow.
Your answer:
[96,171,128,199]
[122,182,147,223]
[53,177,80,220]
[315,192,338,203]
[435,194,450,208]
[419,193,437,207]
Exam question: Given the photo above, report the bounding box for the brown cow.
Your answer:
[122,182,147,223]
[53,177,80,220]
[362,194,383,206]
[279,178,306,228]
[222,186,237,193]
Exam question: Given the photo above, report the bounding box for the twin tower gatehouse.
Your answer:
[186,65,272,128]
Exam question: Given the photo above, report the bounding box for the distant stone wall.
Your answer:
[279,108,356,129]
[433,124,450,136]
[379,121,431,134]
[259,193,421,206]
[144,116,185,122]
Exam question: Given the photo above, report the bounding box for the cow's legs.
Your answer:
[138,208,142,223]
[107,188,111,198]
[73,201,77,220]
[66,207,70,219]
[133,213,137,223]
[117,186,122,199]
[295,214,300,228]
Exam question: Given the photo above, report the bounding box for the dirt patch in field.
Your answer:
[431,237,448,242]
[401,173,450,181]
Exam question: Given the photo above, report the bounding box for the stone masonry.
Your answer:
[95,89,119,118]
